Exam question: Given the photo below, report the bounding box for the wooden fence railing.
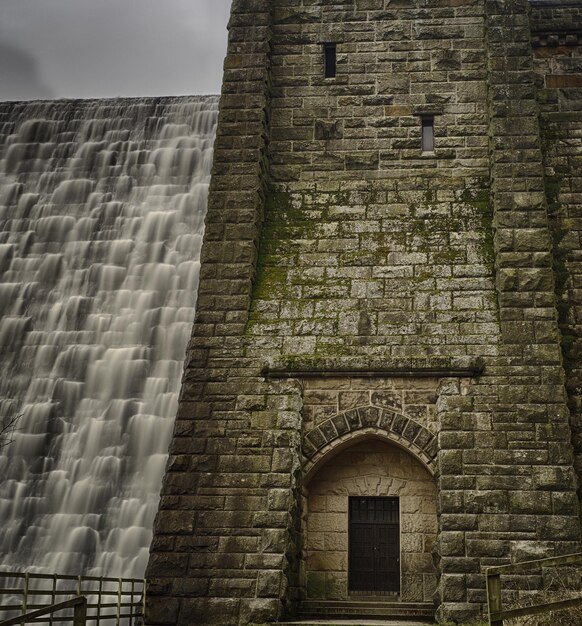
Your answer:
[0,572,145,625]
[0,597,87,626]
[486,552,582,626]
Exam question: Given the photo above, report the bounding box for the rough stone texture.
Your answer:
[301,376,440,431]
[147,1,582,624]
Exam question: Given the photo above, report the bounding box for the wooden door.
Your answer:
[348,497,400,593]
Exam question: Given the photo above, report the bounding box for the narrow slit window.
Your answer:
[324,43,337,78]
[421,116,435,152]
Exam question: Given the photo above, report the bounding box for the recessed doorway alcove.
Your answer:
[302,436,438,603]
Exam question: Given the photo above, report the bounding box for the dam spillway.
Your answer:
[0,96,218,577]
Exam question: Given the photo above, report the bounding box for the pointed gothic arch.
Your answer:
[302,404,437,481]
[299,407,439,604]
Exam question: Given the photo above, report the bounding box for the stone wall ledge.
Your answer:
[262,356,485,379]
[530,1,582,7]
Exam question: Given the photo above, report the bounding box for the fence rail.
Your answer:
[486,552,582,626]
[0,572,145,625]
[0,597,87,626]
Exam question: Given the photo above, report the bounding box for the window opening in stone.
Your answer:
[324,43,337,78]
[421,116,434,152]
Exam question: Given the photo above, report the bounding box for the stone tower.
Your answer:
[146,0,582,624]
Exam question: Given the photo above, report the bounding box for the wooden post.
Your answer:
[22,572,29,620]
[97,577,103,625]
[73,597,87,626]
[141,578,147,626]
[50,574,56,626]
[487,572,504,626]
[130,580,135,626]
[117,578,122,626]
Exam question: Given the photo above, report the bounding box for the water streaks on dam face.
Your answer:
[0,96,218,577]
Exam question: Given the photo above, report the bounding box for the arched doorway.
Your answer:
[302,436,438,603]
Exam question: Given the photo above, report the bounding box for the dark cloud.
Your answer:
[0,0,231,101]
[0,42,54,101]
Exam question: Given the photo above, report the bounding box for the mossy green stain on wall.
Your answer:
[461,187,495,270]
[246,183,498,356]
[249,191,295,308]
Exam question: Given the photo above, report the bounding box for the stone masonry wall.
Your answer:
[250,0,497,364]
[533,2,582,502]
[251,2,504,619]
[147,1,582,624]
[531,2,582,52]
[249,1,581,620]
[302,376,440,433]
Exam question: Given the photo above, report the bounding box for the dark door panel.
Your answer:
[348,522,375,591]
[375,523,400,591]
[348,497,400,594]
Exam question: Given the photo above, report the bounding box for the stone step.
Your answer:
[296,600,435,621]
[278,620,436,626]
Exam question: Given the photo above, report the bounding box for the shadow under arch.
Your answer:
[302,405,438,482]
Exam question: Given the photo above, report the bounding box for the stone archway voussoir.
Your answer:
[302,405,437,476]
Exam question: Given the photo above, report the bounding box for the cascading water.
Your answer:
[0,96,218,578]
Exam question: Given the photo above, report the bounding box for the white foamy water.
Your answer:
[0,96,217,577]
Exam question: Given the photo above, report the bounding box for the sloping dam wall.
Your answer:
[0,96,217,577]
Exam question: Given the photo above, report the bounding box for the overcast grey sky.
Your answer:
[0,0,232,101]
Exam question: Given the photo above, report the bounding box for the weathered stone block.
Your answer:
[439,532,466,557]
[256,570,282,598]
[146,596,180,625]
[180,598,240,626]
[440,574,467,602]
[239,598,280,624]
[260,529,288,553]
